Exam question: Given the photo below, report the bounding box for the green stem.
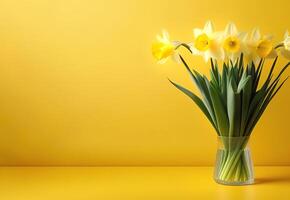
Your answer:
[234,159,242,181]
[219,142,243,179]
[216,138,252,183]
[274,43,284,49]
[175,43,192,53]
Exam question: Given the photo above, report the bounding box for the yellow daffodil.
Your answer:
[152,30,180,64]
[280,31,290,60]
[191,21,224,62]
[152,22,289,63]
[221,23,247,62]
[245,28,277,63]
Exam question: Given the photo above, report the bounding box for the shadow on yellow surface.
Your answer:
[255,176,290,185]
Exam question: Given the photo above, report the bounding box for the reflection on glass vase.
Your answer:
[214,136,254,185]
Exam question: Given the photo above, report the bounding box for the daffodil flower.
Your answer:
[190,21,224,62]
[152,30,181,64]
[221,23,247,62]
[280,31,290,60]
[246,28,277,63]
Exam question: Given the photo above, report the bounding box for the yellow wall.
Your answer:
[0,0,289,166]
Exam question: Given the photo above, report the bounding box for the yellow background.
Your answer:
[0,0,289,166]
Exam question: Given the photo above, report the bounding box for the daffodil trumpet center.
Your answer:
[256,40,273,58]
[195,33,211,51]
[152,42,174,61]
[223,36,240,53]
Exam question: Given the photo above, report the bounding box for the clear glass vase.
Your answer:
[214,136,254,185]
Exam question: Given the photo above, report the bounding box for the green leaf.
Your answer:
[267,62,290,91]
[179,55,196,83]
[269,76,289,101]
[178,55,218,127]
[245,75,288,135]
[210,58,220,86]
[208,82,229,136]
[238,53,244,77]
[239,76,253,136]
[168,55,288,138]
[245,80,278,135]
[237,75,251,93]
[221,65,228,104]
[227,79,241,137]
[259,57,279,91]
[168,79,219,133]
[191,70,217,125]
[252,59,264,92]
[246,89,266,128]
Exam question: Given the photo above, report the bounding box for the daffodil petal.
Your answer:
[203,52,211,62]
[225,22,238,36]
[162,30,170,40]
[157,57,169,64]
[156,33,161,40]
[251,28,261,41]
[211,47,225,61]
[210,40,225,60]
[190,46,201,55]
[238,32,248,41]
[213,31,223,41]
[193,28,203,37]
[204,20,214,35]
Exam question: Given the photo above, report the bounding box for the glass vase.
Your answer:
[214,136,254,185]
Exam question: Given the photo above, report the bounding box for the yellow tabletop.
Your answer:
[0,167,289,200]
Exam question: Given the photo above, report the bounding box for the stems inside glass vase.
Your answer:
[214,136,254,185]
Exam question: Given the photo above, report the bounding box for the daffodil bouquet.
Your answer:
[152,21,289,185]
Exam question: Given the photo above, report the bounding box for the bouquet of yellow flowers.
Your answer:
[152,21,289,185]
